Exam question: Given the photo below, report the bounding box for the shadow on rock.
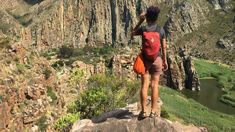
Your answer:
[91,109,135,123]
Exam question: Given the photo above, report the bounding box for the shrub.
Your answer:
[161,108,170,119]
[0,95,2,102]
[36,115,48,131]
[77,86,111,119]
[74,74,139,119]
[16,63,27,74]
[69,68,85,88]
[43,69,52,80]
[59,45,74,58]
[47,87,57,104]
[41,48,58,60]
[66,102,78,114]
[0,37,10,49]
[54,113,80,131]
[51,60,64,69]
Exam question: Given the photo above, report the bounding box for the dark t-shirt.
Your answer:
[135,24,165,40]
[135,24,166,56]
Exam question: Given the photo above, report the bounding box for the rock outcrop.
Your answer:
[71,102,206,132]
[209,0,232,10]
[164,46,200,91]
[0,102,10,131]
[1,0,158,51]
[164,0,209,43]
[216,33,234,51]
[72,118,205,132]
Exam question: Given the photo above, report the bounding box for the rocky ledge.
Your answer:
[71,101,207,132]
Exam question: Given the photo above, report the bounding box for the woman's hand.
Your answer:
[162,60,168,71]
[139,12,146,23]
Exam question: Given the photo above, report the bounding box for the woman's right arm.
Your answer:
[131,13,145,37]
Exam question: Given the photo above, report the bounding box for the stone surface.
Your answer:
[71,99,206,132]
[110,53,136,80]
[164,0,209,43]
[72,102,205,132]
[23,99,49,124]
[217,36,234,51]
[159,46,200,91]
[209,0,232,10]
[0,0,157,51]
[25,85,45,100]
[0,102,10,131]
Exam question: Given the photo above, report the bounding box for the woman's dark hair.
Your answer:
[146,6,160,22]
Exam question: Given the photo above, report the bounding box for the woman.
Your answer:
[132,6,168,120]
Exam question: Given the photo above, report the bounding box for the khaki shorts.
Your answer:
[143,56,162,75]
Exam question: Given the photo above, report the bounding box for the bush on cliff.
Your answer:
[73,74,139,119]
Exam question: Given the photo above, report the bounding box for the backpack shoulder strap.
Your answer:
[155,25,161,33]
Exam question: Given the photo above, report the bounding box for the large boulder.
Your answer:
[72,118,205,132]
[216,37,235,51]
[71,102,206,132]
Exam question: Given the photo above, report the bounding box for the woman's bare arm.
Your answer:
[131,13,145,37]
[161,38,168,71]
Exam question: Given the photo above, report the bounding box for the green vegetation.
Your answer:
[51,60,64,69]
[160,86,235,132]
[221,93,235,107]
[47,87,57,104]
[19,102,27,112]
[77,86,112,119]
[53,74,138,130]
[0,38,10,49]
[194,59,235,107]
[54,113,80,131]
[7,11,32,27]
[175,1,235,63]
[41,45,116,66]
[59,45,74,58]
[43,68,52,80]
[36,115,48,131]
[68,68,85,88]
[71,74,139,119]
[0,23,11,34]
[71,45,116,65]
[41,48,58,60]
[16,63,27,74]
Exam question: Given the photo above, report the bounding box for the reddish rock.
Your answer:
[25,86,43,100]
[0,102,10,131]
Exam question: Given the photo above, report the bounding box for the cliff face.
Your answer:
[164,0,209,43]
[26,0,157,49]
[1,0,202,91]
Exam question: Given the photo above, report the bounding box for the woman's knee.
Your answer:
[151,74,160,81]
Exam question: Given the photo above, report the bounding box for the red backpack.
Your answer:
[142,29,161,62]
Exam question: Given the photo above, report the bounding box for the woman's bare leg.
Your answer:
[140,73,150,112]
[150,74,160,112]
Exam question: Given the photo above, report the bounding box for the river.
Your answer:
[182,79,235,115]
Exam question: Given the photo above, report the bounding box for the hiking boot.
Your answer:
[138,111,148,120]
[149,111,159,118]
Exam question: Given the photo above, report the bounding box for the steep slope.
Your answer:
[164,0,235,65]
